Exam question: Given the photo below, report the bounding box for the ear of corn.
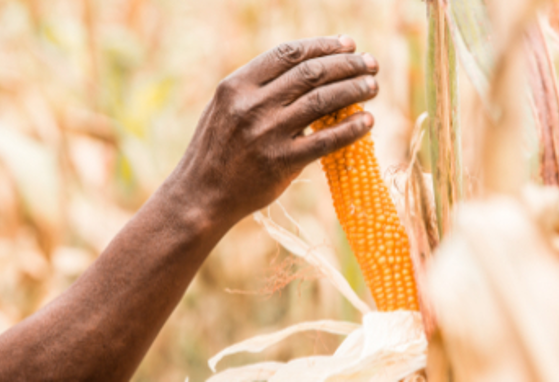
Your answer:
[311,104,419,311]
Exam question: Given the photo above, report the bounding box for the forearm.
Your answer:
[0,173,233,381]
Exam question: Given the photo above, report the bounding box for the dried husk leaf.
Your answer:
[210,211,428,381]
[206,362,284,382]
[253,212,372,315]
[268,312,426,382]
[208,319,360,372]
[385,112,439,337]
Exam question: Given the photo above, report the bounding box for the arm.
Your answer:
[0,35,379,381]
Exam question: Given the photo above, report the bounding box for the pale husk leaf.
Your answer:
[206,362,284,382]
[208,319,360,372]
[207,311,426,382]
[385,112,439,337]
[253,211,372,315]
[268,311,426,382]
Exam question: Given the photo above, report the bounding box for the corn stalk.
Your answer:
[426,0,462,238]
[526,21,559,185]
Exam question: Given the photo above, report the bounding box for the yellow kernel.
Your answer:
[311,104,418,312]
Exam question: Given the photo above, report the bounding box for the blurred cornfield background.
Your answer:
[0,0,516,381]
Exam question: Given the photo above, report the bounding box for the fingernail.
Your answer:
[362,53,378,72]
[338,35,355,49]
[365,76,378,92]
[363,113,373,128]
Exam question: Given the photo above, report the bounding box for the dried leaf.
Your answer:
[206,362,284,382]
[376,112,439,338]
[207,310,426,382]
[268,312,426,382]
[253,212,372,315]
[208,319,360,372]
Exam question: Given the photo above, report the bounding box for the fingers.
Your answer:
[269,53,379,105]
[290,112,374,164]
[281,75,379,132]
[239,36,356,86]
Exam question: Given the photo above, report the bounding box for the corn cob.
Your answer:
[311,104,419,311]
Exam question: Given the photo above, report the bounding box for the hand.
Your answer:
[175,35,379,224]
[0,37,381,382]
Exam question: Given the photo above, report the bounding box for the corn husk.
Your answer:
[253,211,372,315]
[207,211,427,382]
[208,310,426,382]
[208,319,360,373]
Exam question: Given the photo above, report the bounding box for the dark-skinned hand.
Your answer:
[176,35,379,224]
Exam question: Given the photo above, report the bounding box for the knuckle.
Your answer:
[275,42,304,64]
[315,133,337,156]
[356,78,372,97]
[348,120,363,138]
[345,54,364,72]
[216,76,240,99]
[298,60,325,84]
[368,78,379,95]
[315,38,333,54]
[308,90,329,115]
[227,92,268,125]
[228,99,252,123]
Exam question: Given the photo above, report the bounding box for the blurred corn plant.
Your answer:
[5,0,559,381]
[0,0,429,381]
[205,0,559,381]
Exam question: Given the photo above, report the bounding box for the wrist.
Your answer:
[157,169,240,242]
